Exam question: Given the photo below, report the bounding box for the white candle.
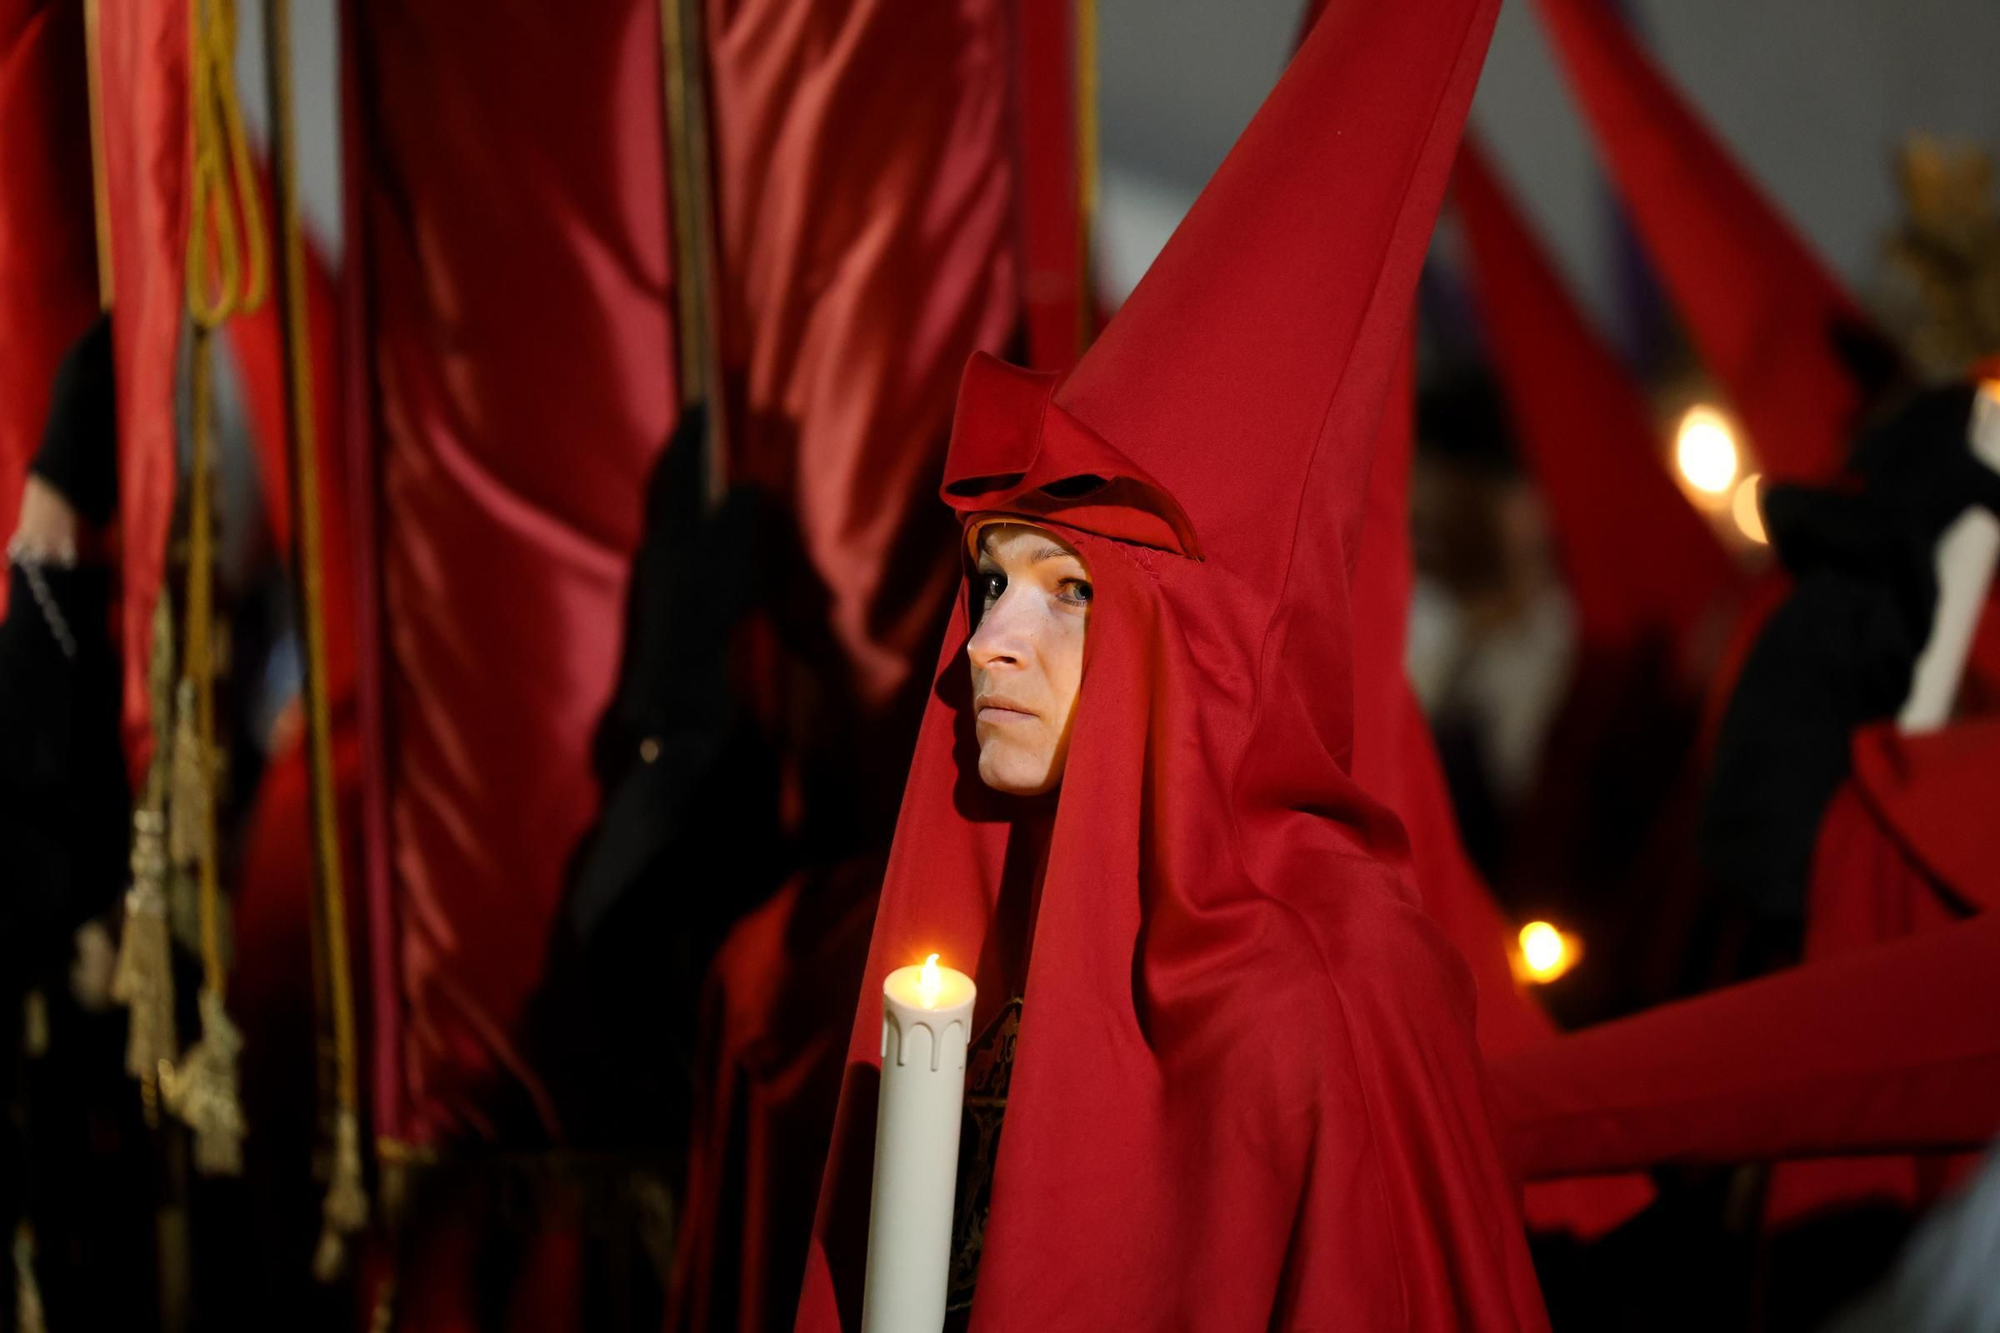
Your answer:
[861,954,977,1333]
[1899,381,2000,732]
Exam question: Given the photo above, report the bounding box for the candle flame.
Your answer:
[918,953,943,1010]
[1675,404,1740,496]
[1516,921,1578,984]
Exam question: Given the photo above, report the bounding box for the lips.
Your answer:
[974,694,1037,723]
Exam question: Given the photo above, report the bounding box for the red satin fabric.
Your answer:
[708,0,1022,715]
[94,0,189,775]
[670,3,1024,1325]
[1531,0,1880,483]
[1454,138,1743,656]
[0,0,100,622]
[798,1,1548,1326]
[346,0,677,1142]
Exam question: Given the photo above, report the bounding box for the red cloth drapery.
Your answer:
[707,0,1023,715]
[1454,138,1743,656]
[344,0,678,1144]
[0,0,101,622]
[93,0,190,774]
[670,3,1025,1327]
[1530,0,1884,483]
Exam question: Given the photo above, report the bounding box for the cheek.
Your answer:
[1046,616,1087,720]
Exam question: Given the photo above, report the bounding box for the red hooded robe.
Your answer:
[796,0,1548,1326]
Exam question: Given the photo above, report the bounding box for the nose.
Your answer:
[967,586,1035,674]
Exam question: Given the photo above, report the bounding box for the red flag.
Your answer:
[1532,0,1888,483]
[671,2,1025,1326]
[0,0,101,622]
[344,0,678,1144]
[94,0,192,775]
[1456,138,1744,655]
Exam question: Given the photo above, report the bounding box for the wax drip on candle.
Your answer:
[918,954,943,1010]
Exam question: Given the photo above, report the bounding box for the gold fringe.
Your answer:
[13,1224,45,1333]
[312,1107,368,1282]
[161,987,248,1176]
[22,991,48,1059]
[112,809,177,1096]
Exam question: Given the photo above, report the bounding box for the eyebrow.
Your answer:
[976,530,1077,566]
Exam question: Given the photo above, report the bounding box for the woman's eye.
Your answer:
[977,571,1007,604]
[1057,578,1094,607]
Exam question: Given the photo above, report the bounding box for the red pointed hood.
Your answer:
[798,1,1550,1328]
[1455,137,1746,654]
[1532,0,1894,483]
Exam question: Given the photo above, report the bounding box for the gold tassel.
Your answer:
[312,1106,368,1282]
[22,990,48,1059]
[160,987,247,1176]
[112,807,178,1096]
[13,1224,46,1333]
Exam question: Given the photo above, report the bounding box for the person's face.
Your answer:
[966,523,1092,796]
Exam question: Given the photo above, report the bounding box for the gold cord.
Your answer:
[152,0,268,1176]
[185,0,267,328]
[83,0,114,308]
[263,0,369,1272]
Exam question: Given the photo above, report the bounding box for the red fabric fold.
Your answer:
[669,4,1024,1326]
[94,0,190,775]
[708,0,1022,713]
[1531,0,1885,483]
[1455,138,1744,655]
[0,0,100,621]
[346,0,677,1143]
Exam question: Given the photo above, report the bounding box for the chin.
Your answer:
[977,742,1060,797]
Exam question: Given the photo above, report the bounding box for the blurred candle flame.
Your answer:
[1516,921,1577,984]
[1675,404,1740,496]
[918,953,942,1010]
